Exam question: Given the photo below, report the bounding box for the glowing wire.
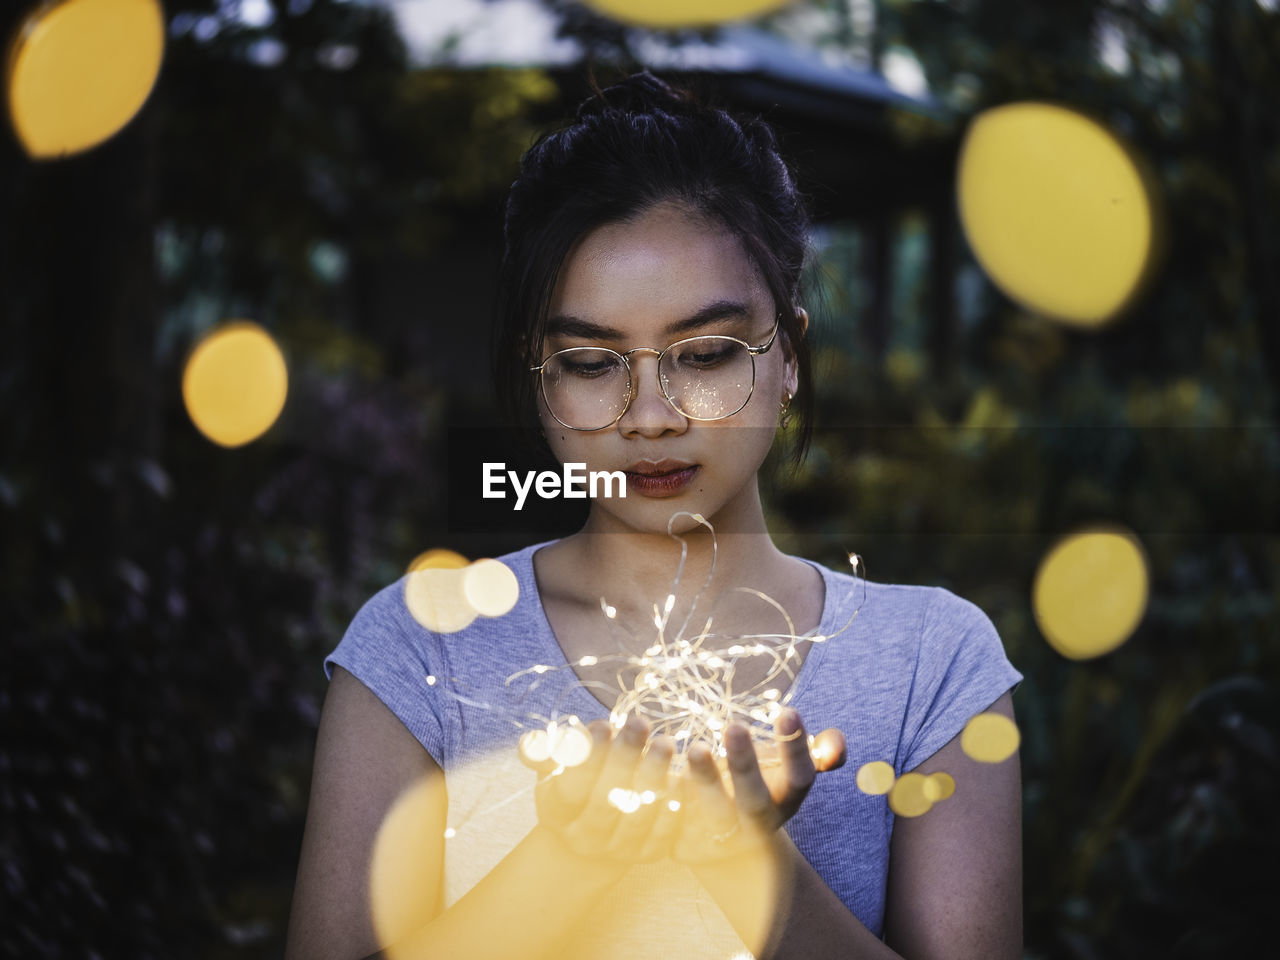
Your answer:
[503,512,866,773]
[420,512,866,838]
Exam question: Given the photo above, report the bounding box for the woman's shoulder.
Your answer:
[324,539,558,679]
[797,560,1022,763]
[801,556,1006,666]
[803,555,967,625]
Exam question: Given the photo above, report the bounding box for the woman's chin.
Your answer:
[586,500,733,540]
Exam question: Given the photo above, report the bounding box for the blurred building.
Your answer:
[383,3,960,400]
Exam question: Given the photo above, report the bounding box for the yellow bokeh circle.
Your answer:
[548,720,592,768]
[888,772,933,818]
[923,772,956,802]
[519,728,553,764]
[581,0,792,29]
[182,321,288,448]
[6,0,165,158]
[369,776,446,957]
[462,558,520,617]
[960,713,1021,764]
[958,102,1154,327]
[403,559,521,634]
[407,548,470,573]
[522,718,593,768]
[404,567,478,634]
[1033,528,1149,660]
[856,760,896,796]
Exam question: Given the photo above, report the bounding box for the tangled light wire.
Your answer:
[507,511,866,777]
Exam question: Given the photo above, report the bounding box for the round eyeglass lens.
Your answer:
[541,348,630,430]
[660,336,754,420]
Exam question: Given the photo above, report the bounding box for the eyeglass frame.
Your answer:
[528,312,784,431]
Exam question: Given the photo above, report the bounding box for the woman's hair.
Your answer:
[491,69,817,465]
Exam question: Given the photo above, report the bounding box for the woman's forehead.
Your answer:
[548,205,770,336]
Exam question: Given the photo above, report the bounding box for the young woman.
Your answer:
[286,71,1023,960]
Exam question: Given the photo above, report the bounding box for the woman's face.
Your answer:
[536,201,800,536]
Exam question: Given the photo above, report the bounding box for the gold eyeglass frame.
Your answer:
[529,313,783,432]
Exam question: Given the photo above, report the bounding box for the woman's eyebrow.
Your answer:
[666,300,754,335]
[546,299,754,341]
[544,315,624,340]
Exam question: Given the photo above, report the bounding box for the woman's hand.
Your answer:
[672,708,846,865]
[520,714,681,864]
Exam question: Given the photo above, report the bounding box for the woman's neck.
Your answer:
[535,514,820,655]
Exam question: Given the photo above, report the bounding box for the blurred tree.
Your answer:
[2,1,1277,957]
[1,2,558,956]
[762,2,1280,957]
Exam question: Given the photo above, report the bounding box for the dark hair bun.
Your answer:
[576,70,694,121]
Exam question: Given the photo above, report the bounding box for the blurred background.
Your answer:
[2,1,1277,957]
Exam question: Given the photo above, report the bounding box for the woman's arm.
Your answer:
[882,689,1021,960]
[286,665,444,960]
[694,832,902,959]
[284,666,635,960]
[682,691,1021,960]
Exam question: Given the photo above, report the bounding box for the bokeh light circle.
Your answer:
[961,713,1020,764]
[1033,528,1149,660]
[926,772,956,801]
[7,0,165,158]
[581,0,792,29]
[519,728,552,765]
[958,102,1154,326]
[608,787,644,814]
[182,321,288,447]
[888,772,933,818]
[404,568,478,634]
[407,548,470,573]
[923,772,955,802]
[369,775,446,957]
[856,760,896,796]
[547,721,592,768]
[462,559,520,617]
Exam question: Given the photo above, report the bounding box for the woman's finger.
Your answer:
[685,741,740,840]
[636,774,685,862]
[776,708,816,819]
[810,727,847,772]
[606,734,675,858]
[547,719,612,810]
[724,724,778,829]
[636,734,676,796]
[576,714,648,835]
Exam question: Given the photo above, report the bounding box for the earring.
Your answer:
[779,392,793,429]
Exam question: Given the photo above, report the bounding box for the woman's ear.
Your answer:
[782,307,808,397]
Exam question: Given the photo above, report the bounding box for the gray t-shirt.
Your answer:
[325,539,1022,955]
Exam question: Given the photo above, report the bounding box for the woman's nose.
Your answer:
[617,352,687,437]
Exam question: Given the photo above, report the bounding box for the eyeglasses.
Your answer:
[529,314,782,431]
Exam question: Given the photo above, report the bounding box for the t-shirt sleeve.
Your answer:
[323,579,449,766]
[897,587,1023,774]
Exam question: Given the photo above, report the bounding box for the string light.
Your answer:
[504,512,866,774]
[411,512,874,847]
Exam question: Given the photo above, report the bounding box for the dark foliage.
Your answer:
[1,1,1277,958]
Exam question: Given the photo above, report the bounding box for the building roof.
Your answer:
[392,0,936,123]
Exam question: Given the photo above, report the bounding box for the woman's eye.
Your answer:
[562,356,621,378]
[677,345,734,368]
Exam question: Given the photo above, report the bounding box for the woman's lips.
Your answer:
[624,465,699,498]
